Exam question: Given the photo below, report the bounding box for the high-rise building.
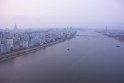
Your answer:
[14,24,18,30]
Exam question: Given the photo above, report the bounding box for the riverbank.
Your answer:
[0,36,74,62]
[104,34,124,42]
[97,31,124,42]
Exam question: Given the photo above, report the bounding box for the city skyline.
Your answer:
[0,0,124,29]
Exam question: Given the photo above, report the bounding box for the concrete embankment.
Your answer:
[0,38,72,62]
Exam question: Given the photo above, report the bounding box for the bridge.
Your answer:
[76,34,106,38]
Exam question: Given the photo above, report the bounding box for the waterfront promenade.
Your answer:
[0,36,74,62]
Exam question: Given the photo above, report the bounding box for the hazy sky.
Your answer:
[0,0,124,29]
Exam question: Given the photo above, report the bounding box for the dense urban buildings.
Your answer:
[0,27,77,54]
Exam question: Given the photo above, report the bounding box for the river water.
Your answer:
[0,30,124,83]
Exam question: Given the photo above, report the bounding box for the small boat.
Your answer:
[116,45,120,47]
[67,48,70,50]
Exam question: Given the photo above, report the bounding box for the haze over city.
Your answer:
[1,0,124,83]
[0,0,124,29]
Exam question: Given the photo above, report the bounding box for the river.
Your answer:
[0,30,124,83]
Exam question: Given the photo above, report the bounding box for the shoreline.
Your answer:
[97,31,124,42]
[0,37,74,62]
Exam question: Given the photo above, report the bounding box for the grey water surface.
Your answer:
[0,31,124,83]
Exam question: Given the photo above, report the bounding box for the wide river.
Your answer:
[0,30,124,83]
